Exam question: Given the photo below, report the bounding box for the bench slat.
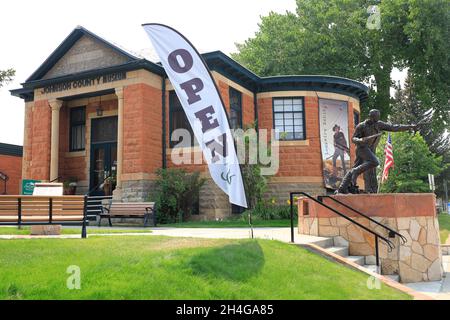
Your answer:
[0,216,84,222]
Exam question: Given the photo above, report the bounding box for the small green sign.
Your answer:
[22,179,41,195]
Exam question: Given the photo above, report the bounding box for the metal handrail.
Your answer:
[86,173,113,196]
[290,191,395,267]
[319,195,407,244]
[50,176,62,183]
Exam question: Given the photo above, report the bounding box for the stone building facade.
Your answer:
[11,26,369,220]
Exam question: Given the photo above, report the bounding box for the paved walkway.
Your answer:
[148,227,328,245]
[0,226,327,245]
[404,256,450,300]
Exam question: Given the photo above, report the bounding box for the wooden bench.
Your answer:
[0,195,88,238]
[99,202,156,227]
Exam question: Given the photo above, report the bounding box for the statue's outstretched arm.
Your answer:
[378,121,416,132]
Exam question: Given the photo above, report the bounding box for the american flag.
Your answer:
[381,133,394,183]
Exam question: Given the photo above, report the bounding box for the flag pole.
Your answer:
[377,136,386,194]
[377,167,384,193]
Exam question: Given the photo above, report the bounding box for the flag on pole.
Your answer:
[142,23,247,208]
[381,133,394,183]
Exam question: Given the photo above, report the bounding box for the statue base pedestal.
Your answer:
[298,193,443,283]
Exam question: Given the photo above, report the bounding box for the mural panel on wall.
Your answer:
[319,99,351,190]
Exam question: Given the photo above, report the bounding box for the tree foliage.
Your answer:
[0,69,15,88]
[233,0,450,123]
[390,72,450,197]
[376,132,444,193]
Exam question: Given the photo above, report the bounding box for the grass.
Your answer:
[162,219,297,228]
[0,226,151,236]
[439,213,450,244]
[0,236,410,300]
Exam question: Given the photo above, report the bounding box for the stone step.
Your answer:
[311,237,334,249]
[346,255,365,266]
[386,274,400,282]
[363,264,380,274]
[364,255,377,266]
[327,246,349,257]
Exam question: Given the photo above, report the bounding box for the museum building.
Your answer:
[11,26,369,219]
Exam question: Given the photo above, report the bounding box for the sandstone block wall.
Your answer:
[298,194,444,283]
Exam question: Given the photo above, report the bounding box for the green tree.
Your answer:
[390,72,450,198]
[0,69,15,88]
[376,132,444,193]
[233,0,450,122]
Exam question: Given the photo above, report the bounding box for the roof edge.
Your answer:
[0,143,23,157]
[26,26,140,82]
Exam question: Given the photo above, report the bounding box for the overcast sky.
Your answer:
[0,0,404,146]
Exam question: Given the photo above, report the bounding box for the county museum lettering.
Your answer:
[40,72,127,94]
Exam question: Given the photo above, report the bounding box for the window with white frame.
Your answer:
[273,97,305,140]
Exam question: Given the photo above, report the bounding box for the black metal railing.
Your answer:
[290,191,396,267]
[85,195,113,220]
[318,195,407,244]
[85,174,114,221]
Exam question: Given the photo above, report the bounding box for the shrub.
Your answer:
[241,163,267,209]
[242,198,298,221]
[151,168,206,223]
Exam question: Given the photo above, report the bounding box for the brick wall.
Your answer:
[22,100,51,180]
[123,83,162,175]
[0,154,22,194]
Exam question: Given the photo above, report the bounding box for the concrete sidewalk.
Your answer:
[148,227,328,245]
[404,256,450,300]
[0,226,326,245]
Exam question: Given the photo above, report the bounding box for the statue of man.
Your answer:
[337,109,417,194]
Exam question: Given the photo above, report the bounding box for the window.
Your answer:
[69,107,86,151]
[91,116,117,143]
[169,91,195,148]
[273,98,305,140]
[229,87,242,129]
[354,111,360,127]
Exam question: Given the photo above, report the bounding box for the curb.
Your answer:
[297,242,433,300]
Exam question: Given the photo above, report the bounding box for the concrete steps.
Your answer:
[311,237,334,249]
[309,236,400,282]
[386,274,400,282]
[327,246,348,257]
[346,255,365,266]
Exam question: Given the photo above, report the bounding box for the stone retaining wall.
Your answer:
[298,194,443,283]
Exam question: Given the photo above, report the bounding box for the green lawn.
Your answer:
[439,213,450,244]
[162,219,296,228]
[0,236,410,300]
[0,226,151,236]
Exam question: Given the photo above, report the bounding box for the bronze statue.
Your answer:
[336,109,418,194]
